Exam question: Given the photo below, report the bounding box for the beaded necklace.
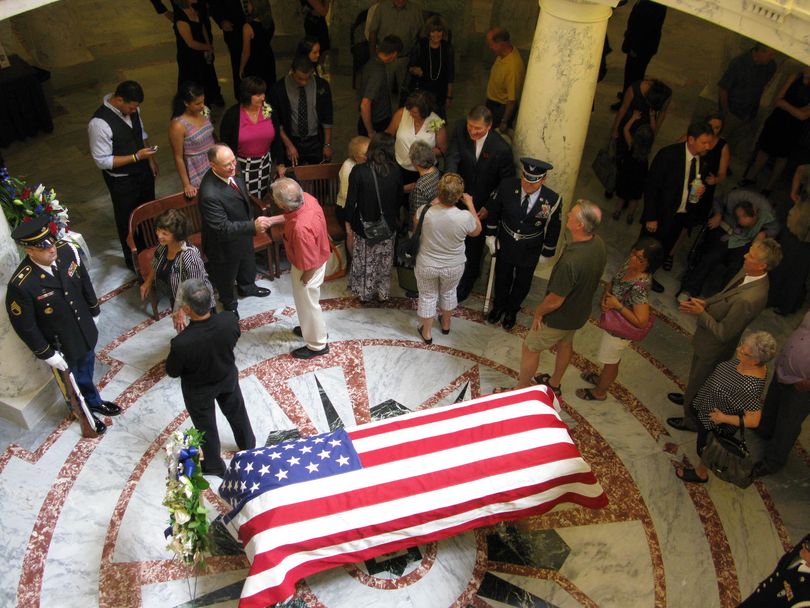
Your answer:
[428,43,442,81]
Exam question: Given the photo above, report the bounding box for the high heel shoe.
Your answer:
[417,326,433,344]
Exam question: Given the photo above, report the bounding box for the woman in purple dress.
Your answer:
[169,82,215,198]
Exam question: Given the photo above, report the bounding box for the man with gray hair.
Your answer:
[668,237,782,432]
[166,279,255,476]
[271,178,332,359]
[506,200,606,393]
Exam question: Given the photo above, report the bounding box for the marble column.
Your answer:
[0,214,59,429]
[514,0,614,216]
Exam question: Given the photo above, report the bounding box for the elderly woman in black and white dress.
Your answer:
[414,173,481,343]
[675,331,777,483]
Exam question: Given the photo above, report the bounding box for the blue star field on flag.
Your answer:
[220,428,363,520]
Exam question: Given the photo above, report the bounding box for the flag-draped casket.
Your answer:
[219,386,608,607]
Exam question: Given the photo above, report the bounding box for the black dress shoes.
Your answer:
[487,308,504,324]
[666,417,697,432]
[238,285,271,298]
[667,392,685,405]
[291,344,330,359]
[502,312,517,330]
[90,401,121,416]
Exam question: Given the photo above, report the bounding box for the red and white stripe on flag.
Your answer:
[225,385,607,608]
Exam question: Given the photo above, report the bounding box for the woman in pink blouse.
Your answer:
[219,76,286,198]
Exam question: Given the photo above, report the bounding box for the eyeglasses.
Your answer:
[218,159,237,167]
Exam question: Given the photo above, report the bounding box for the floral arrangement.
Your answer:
[262,102,273,119]
[427,117,445,134]
[0,176,70,237]
[163,428,210,567]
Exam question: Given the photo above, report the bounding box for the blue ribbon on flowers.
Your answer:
[177,446,199,479]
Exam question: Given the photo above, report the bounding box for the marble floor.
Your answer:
[1,2,808,607]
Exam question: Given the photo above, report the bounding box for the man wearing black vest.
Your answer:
[88,81,158,270]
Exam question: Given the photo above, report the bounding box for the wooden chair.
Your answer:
[289,163,346,242]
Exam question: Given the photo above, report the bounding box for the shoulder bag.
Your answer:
[597,276,654,341]
[396,204,431,268]
[700,412,755,488]
[592,139,616,192]
[360,167,394,245]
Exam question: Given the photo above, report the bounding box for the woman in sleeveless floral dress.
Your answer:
[169,81,215,198]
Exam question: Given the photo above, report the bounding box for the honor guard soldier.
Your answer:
[738,533,810,607]
[5,216,120,432]
[485,157,562,330]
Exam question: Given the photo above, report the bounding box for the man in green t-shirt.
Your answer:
[513,200,607,394]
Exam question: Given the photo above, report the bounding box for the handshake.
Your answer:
[255,215,284,233]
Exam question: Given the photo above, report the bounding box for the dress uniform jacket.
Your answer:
[739,534,810,607]
[486,178,563,268]
[5,241,99,363]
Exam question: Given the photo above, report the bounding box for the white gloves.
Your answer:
[45,353,69,371]
[486,236,497,256]
[93,314,100,326]
[538,255,553,267]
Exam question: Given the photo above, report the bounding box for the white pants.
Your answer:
[292,262,327,350]
[415,262,465,319]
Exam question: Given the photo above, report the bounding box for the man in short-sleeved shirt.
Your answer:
[357,35,403,136]
[486,27,525,131]
[515,201,606,392]
[271,178,332,359]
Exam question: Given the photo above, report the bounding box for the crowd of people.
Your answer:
[2,5,809,599]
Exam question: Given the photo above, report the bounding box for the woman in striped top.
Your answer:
[139,209,215,331]
[676,331,777,483]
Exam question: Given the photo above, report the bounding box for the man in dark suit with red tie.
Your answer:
[641,121,713,292]
[197,144,275,316]
[445,105,515,302]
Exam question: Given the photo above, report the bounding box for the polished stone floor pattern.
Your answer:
[0,2,808,607]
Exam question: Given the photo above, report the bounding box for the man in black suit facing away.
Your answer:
[641,121,713,292]
[197,144,275,316]
[445,105,515,302]
[166,279,256,476]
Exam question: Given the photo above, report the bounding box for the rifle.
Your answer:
[51,336,103,438]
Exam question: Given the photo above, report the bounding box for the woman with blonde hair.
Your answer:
[414,173,481,343]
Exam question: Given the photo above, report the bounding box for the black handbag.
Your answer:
[396,204,431,268]
[361,168,393,245]
[700,413,755,488]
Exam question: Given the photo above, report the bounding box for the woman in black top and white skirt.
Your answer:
[345,133,402,303]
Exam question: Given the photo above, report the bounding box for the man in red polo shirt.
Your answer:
[270,178,332,359]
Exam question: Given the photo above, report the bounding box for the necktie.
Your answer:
[521,194,531,216]
[297,86,308,137]
[688,157,697,189]
[51,264,63,288]
[228,178,241,195]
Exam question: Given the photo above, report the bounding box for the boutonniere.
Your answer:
[427,118,445,134]
[482,152,490,160]
[262,102,273,119]
[201,106,210,118]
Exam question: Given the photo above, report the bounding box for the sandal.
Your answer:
[579,371,600,386]
[532,373,562,397]
[575,388,606,401]
[676,467,708,484]
[417,326,432,345]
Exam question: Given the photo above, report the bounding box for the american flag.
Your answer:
[220,386,607,608]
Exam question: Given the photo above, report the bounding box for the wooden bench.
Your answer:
[127,192,276,319]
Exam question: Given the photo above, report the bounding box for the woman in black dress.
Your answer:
[613,113,654,223]
[240,0,276,88]
[741,68,810,196]
[173,0,224,107]
[407,16,455,118]
[607,78,671,198]
[300,0,330,53]
[345,133,402,303]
